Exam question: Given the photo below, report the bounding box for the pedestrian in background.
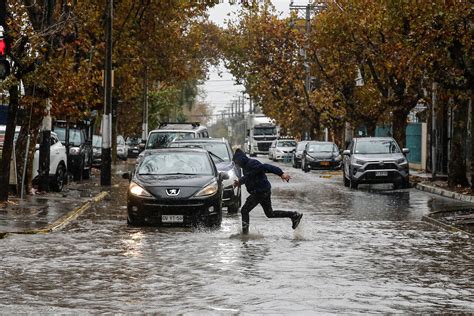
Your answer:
[232,148,303,234]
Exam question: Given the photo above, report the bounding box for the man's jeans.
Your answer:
[240,191,296,233]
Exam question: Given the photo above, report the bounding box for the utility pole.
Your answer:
[431,82,437,180]
[142,67,149,142]
[290,2,326,138]
[101,0,113,186]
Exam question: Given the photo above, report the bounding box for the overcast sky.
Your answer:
[199,1,306,123]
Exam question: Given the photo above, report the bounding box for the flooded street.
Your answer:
[0,158,473,314]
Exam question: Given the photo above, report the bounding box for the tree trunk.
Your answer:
[391,108,409,148]
[449,101,469,187]
[470,97,474,189]
[0,85,19,201]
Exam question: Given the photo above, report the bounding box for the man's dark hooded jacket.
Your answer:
[233,149,283,194]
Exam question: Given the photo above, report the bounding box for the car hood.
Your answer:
[352,153,405,161]
[276,146,295,152]
[135,174,216,199]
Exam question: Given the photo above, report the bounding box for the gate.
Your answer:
[406,123,422,164]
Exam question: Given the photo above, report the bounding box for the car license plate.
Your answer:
[162,215,183,223]
[320,161,330,166]
[375,171,388,177]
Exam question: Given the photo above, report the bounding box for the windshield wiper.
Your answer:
[208,151,225,162]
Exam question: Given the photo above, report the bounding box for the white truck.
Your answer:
[245,114,278,157]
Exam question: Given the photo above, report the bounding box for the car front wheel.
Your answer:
[51,163,66,192]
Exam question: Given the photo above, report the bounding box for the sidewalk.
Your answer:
[0,169,110,239]
[410,169,474,236]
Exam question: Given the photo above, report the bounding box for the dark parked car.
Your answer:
[301,141,342,172]
[292,140,310,168]
[53,121,92,181]
[124,148,228,227]
[342,137,410,189]
[169,138,242,213]
[92,135,102,168]
[126,137,142,158]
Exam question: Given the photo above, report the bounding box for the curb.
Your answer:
[414,183,474,203]
[422,215,472,237]
[0,191,109,239]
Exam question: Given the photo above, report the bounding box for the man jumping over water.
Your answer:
[232,149,303,234]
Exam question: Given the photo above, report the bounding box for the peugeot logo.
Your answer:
[166,188,180,196]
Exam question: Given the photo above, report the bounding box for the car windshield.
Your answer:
[126,137,141,146]
[254,127,276,136]
[146,131,195,149]
[277,140,296,147]
[169,142,231,162]
[55,127,83,146]
[93,135,102,147]
[138,152,214,176]
[355,140,401,154]
[308,143,335,153]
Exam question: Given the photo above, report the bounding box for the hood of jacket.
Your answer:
[233,149,249,167]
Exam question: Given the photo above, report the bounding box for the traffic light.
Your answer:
[0,29,10,80]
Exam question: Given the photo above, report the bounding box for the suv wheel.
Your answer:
[83,167,90,180]
[72,161,83,181]
[394,178,409,189]
[51,163,66,192]
[343,169,350,187]
[349,178,358,189]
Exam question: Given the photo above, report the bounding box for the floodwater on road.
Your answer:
[0,159,473,314]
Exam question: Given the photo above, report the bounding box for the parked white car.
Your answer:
[268,138,297,161]
[32,132,68,192]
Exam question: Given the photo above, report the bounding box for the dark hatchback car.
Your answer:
[301,141,342,172]
[292,140,310,168]
[124,148,228,227]
[168,138,242,213]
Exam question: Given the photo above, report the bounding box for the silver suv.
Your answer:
[342,137,410,189]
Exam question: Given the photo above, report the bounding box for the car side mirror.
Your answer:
[402,148,410,155]
[122,172,130,180]
[343,149,351,156]
[219,172,230,181]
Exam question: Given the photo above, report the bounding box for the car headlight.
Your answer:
[334,155,342,162]
[354,159,366,166]
[276,149,283,153]
[195,181,218,197]
[397,158,408,165]
[129,182,152,197]
[306,155,315,161]
[69,147,80,155]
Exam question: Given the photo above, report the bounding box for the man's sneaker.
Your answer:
[292,213,303,229]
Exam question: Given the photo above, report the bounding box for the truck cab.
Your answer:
[245,114,278,157]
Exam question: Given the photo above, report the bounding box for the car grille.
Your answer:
[257,142,271,151]
[364,163,398,170]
